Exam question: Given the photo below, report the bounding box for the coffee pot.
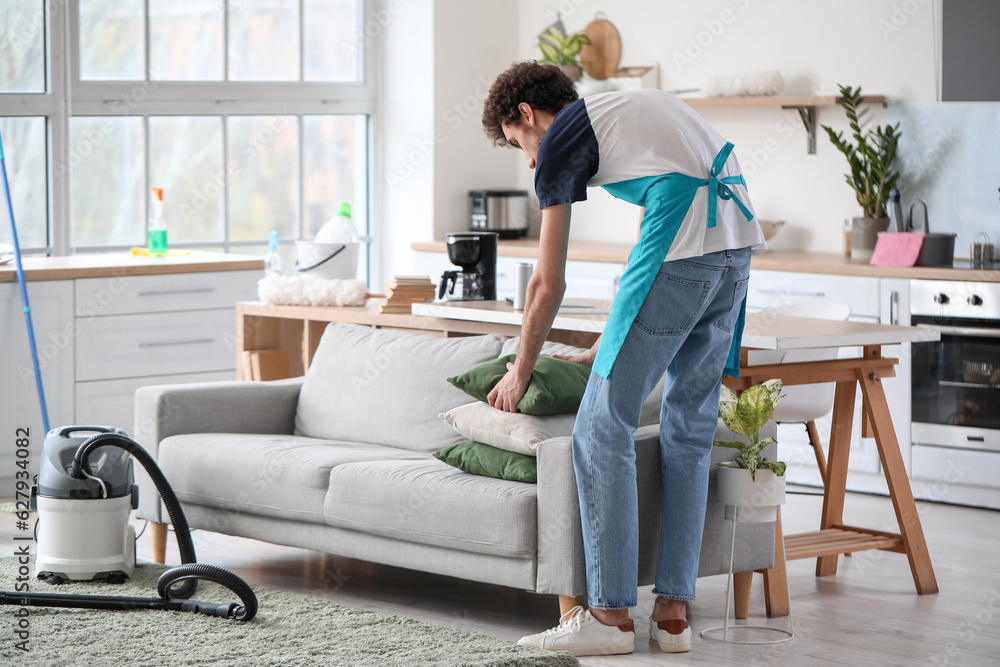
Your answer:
[437,232,498,301]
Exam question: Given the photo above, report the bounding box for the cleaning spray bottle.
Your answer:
[148,187,168,255]
[314,202,357,244]
[264,230,282,276]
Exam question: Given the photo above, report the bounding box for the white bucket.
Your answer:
[295,241,360,280]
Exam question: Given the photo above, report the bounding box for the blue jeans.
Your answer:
[571,247,751,609]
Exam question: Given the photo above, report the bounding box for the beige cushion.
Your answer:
[440,402,577,456]
[295,323,506,451]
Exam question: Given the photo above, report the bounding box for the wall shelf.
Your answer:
[681,95,887,154]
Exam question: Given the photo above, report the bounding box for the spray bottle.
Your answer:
[264,230,282,276]
[148,187,168,255]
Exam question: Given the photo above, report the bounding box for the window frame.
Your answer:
[1,0,379,283]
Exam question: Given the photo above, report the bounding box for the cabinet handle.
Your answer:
[755,287,825,296]
[137,288,216,297]
[890,290,899,325]
[138,338,216,348]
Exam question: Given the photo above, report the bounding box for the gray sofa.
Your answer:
[134,322,777,609]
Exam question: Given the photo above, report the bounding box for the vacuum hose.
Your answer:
[73,432,199,599]
[1,432,257,621]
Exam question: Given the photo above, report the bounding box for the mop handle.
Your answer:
[0,130,50,433]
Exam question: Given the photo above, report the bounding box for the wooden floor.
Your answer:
[5,488,1000,666]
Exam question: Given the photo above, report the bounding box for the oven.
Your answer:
[910,280,1000,453]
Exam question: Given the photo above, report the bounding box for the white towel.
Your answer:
[257,274,368,307]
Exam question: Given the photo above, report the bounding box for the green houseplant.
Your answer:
[537,27,591,82]
[821,84,901,259]
[714,380,787,522]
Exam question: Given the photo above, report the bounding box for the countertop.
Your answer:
[410,300,937,350]
[413,240,1000,282]
[0,251,264,282]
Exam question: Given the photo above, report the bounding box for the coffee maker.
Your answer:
[437,232,498,302]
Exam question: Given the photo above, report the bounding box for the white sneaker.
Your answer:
[649,616,692,653]
[517,606,635,657]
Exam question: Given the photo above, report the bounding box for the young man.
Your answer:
[481,61,766,656]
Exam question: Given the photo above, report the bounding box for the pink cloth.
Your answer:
[870,232,926,267]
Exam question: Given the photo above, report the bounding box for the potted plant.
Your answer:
[821,84,901,259]
[714,380,787,523]
[537,26,591,82]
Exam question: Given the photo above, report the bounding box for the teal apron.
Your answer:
[592,142,754,380]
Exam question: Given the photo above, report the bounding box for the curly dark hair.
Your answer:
[482,61,579,147]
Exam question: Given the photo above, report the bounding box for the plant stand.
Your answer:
[700,504,794,645]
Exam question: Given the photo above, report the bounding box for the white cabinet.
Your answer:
[0,281,75,472]
[0,267,259,480]
[72,270,259,431]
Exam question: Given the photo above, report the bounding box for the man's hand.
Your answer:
[487,362,532,413]
[551,333,601,367]
[550,350,596,366]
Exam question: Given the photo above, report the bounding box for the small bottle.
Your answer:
[314,202,357,244]
[888,189,904,233]
[148,187,168,255]
[264,230,282,277]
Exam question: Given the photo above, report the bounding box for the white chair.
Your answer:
[747,298,853,486]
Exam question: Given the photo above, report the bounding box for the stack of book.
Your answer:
[378,275,436,314]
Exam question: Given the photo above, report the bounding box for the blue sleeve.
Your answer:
[533,99,599,209]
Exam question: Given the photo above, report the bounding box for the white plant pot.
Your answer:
[716,463,786,523]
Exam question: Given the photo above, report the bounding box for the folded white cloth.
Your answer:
[706,70,784,97]
[257,274,368,307]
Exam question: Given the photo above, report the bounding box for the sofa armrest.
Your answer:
[134,377,303,522]
[534,436,586,597]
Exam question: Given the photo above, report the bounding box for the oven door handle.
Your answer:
[915,323,1000,338]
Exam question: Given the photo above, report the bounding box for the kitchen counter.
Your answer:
[413,241,1000,282]
[0,251,264,282]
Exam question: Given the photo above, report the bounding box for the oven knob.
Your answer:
[933,293,949,305]
[968,294,983,306]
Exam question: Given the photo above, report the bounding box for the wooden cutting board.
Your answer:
[579,15,622,80]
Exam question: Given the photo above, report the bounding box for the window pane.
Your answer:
[0,1,45,92]
[227,115,298,241]
[302,115,365,238]
[304,0,359,82]
[79,0,145,80]
[149,116,223,243]
[228,0,300,81]
[150,0,223,81]
[0,117,48,247]
[69,117,144,247]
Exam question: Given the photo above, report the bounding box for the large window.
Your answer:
[0,0,373,278]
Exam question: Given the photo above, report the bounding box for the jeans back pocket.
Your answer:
[634,273,712,336]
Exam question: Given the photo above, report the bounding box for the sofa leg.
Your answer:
[761,511,789,618]
[558,595,587,617]
[732,571,753,619]
[151,522,168,564]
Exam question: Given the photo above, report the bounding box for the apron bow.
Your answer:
[700,142,753,228]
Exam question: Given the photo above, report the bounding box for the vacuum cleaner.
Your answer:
[0,426,257,621]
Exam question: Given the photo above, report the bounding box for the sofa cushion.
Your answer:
[500,336,666,426]
[295,323,506,451]
[440,401,577,456]
[447,353,592,415]
[158,433,430,525]
[434,440,538,483]
[323,459,537,559]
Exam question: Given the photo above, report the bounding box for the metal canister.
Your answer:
[513,262,533,311]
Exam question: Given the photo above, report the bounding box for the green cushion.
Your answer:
[433,440,538,483]
[446,354,592,415]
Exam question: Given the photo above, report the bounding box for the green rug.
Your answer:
[0,558,577,667]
